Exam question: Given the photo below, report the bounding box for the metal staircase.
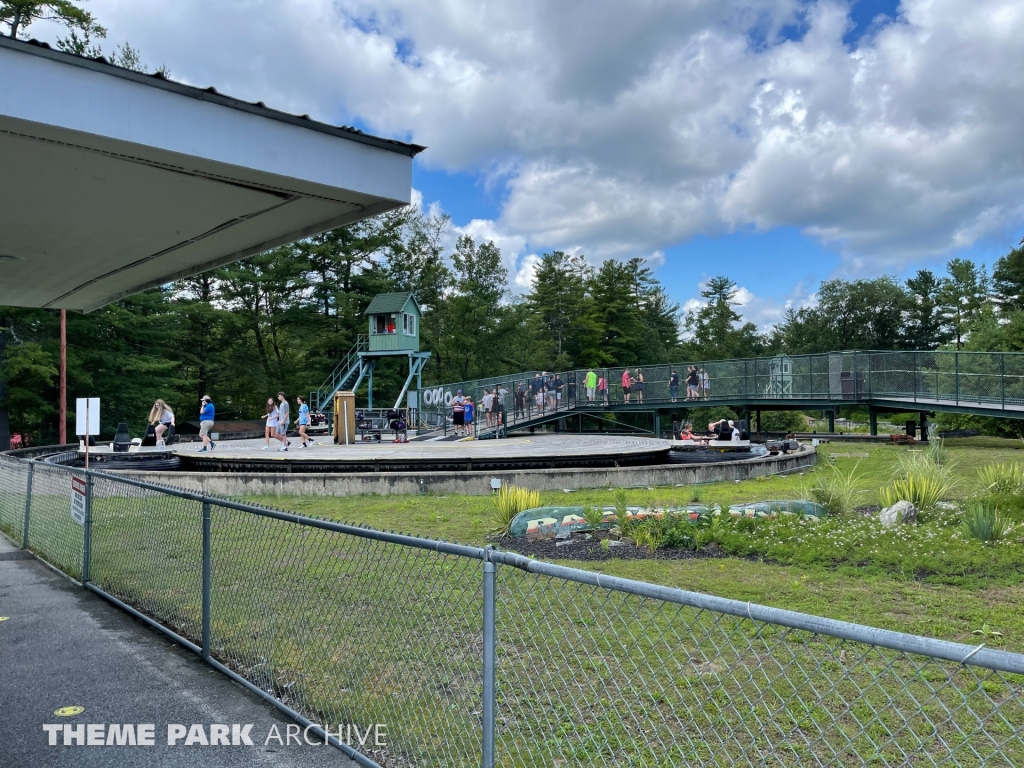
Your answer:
[310,335,369,412]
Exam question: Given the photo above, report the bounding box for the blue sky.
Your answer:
[40,0,1024,328]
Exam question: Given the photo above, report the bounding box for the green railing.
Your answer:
[417,350,1024,434]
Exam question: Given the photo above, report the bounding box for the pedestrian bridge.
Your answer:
[413,349,1024,438]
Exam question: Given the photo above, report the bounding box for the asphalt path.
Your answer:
[0,535,358,768]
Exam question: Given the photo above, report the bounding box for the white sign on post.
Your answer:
[75,398,100,437]
[70,476,86,526]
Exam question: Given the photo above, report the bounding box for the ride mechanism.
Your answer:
[309,292,430,415]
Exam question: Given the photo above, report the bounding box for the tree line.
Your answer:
[2,199,1022,448]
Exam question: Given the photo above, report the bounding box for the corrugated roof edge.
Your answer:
[1,36,427,158]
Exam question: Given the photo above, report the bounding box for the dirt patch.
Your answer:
[494,535,728,562]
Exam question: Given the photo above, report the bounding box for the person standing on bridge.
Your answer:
[530,374,543,414]
[554,373,564,409]
[463,397,475,435]
[452,390,466,435]
[585,369,597,402]
[686,366,700,400]
[622,368,632,404]
[598,373,608,405]
[700,368,710,400]
[515,383,526,420]
[482,389,494,428]
[669,370,679,402]
[635,368,645,404]
[198,395,216,452]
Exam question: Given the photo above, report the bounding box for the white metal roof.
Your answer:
[0,37,424,311]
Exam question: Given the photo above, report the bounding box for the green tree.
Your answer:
[684,276,761,359]
[904,269,949,349]
[938,259,989,350]
[1,0,104,40]
[992,240,1024,315]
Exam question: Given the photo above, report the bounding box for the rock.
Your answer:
[555,539,576,548]
[879,500,917,527]
[607,540,627,548]
[934,501,958,511]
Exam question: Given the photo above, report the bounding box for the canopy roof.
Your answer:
[0,37,424,312]
[364,292,418,315]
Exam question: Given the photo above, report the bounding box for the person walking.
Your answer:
[584,369,597,403]
[598,373,608,405]
[261,397,278,450]
[148,399,175,448]
[553,373,564,409]
[275,391,291,451]
[621,368,632,404]
[198,395,216,452]
[700,368,710,400]
[514,383,526,420]
[296,395,311,448]
[635,368,645,404]
[669,370,679,402]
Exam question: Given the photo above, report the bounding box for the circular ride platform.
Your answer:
[171,434,674,473]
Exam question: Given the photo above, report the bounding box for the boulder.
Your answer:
[879,500,917,527]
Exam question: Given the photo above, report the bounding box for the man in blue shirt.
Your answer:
[198,395,216,452]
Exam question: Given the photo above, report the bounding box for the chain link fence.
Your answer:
[3,455,1024,766]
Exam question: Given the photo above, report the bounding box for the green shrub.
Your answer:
[879,473,954,510]
[582,504,607,531]
[961,501,1009,544]
[806,464,862,516]
[613,488,633,537]
[491,485,541,536]
[978,462,1024,495]
[631,516,673,552]
[759,410,808,433]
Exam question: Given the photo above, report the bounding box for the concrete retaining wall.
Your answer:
[116,446,818,497]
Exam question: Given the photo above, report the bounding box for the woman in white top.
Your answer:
[148,400,175,448]
[262,398,279,449]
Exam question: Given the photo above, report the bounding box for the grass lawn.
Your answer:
[5,441,1024,766]
[247,438,1024,651]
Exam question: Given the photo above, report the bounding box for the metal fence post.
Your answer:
[482,546,496,768]
[955,352,960,404]
[1001,353,1005,410]
[82,473,93,583]
[202,498,212,660]
[21,461,34,550]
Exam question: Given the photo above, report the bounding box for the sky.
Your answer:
[27,0,1024,330]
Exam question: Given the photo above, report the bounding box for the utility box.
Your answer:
[365,292,421,353]
[334,391,357,444]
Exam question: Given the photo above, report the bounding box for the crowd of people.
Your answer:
[442,365,716,436]
[147,391,312,453]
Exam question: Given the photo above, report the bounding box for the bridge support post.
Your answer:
[827,409,835,433]
[755,410,761,436]
[655,413,660,439]
[920,412,928,442]
[869,411,877,436]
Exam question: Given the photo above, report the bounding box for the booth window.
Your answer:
[374,315,397,334]
[403,313,416,336]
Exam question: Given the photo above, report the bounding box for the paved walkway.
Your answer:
[0,536,357,767]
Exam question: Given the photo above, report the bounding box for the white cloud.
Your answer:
[28,0,1024,282]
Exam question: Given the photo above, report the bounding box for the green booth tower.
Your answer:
[309,292,431,413]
